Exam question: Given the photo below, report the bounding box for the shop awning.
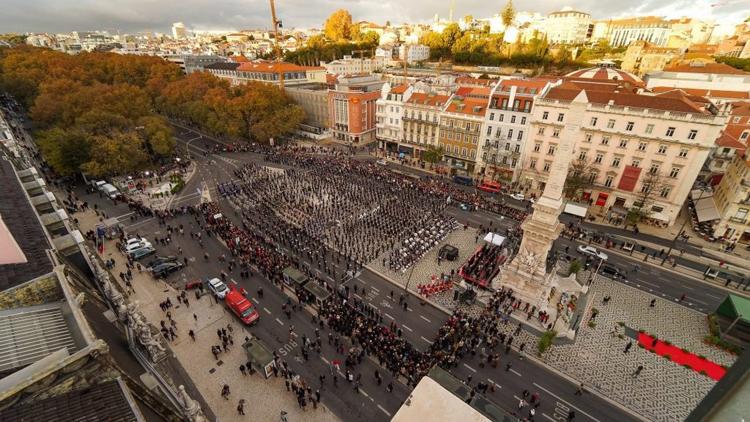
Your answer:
[564,203,588,218]
[483,232,505,246]
[695,197,721,222]
[649,212,670,223]
[691,189,713,200]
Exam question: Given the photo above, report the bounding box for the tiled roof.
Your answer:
[444,98,487,116]
[237,61,315,73]
[390,84,409,94]
[544,81,713,114]
[715,132,746,150]
[565,66,643,84]
[456,86,491,99]
[651,86,750,100]
[662,62,749,75]
[0,159,53,291]
[0,380,140,422]
[730,101,750,116]
[204,62,240,71]
[456,77,495,87]
[406,92,450,107]
[230,55,249,62]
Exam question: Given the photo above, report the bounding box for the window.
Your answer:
[734,208,749,220]
[619,139,628,148]
[534,143,541,152]
[507,129,514,139]
[552,128,561,138]
[612,157,621,167]
[688,129,697,140]
[669,167,680,178]
[741,131,749,140]
[665,127,675,137]
[645,124,654,134]
[543,162,551,172]
[501,99,509,109]
[657,145,667,154]
[542,111,549,120]
[585,133,593,143]
[607,119,616,129]
[548,145,556,155]
[594,153,604,164]
[514,144,520,153]
[537,127,545,135]
[578,150,587,160]
[660,187,671,198]
[641,183,652,193]
[678,148,688,158]
[590,117,598,126]
[505,142,511,151]
[631,159,640,167]
[487,126,492,136]
[514,99,521,110]
[517,130,524,141]
[462,147,467,157]
[529,159,537,169]
[511,116,516,124]
[733,116,742,123]
[499,114,504,122]
[605,175,614,187]
[490,113,495,121]
[521,117,526,125]
[557,113,565,122]
[637,142,647,151]
[649,163,660,174]
[601,136,610,145]
[625,121,634,131]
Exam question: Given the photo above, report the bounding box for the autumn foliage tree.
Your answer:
[324,9,354,42]
[0,45,303,177]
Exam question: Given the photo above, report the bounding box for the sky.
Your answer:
[1,0,747,36]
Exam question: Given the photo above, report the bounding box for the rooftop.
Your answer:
[237,61,320,73]
[204,61,240,71]
[715,132,747,151]
[0,158,53,291]
[662,62,750,76]
[406,92,450,107]
[651,87,750,101]
[565,65,643,85]
[444,98,487,117]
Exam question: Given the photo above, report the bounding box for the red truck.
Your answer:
[225,289,260,325]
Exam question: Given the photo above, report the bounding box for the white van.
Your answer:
[101,183,120,199]
[93,180,106,191]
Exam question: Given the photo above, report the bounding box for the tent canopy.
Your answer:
[716,294,750,323]
[695,197,720,223]
[564,202,588,218]
[483,232,505,246]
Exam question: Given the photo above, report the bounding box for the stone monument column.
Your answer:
[496,91,589,310]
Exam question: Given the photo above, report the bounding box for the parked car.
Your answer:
[146,256,178,269]
[101,183,120,199]
[124,238,152,253]
[376,159,388,166]
[622,241,635,253]
[459,202,475,211]
[207,277,229,299]
[600,264,624,279]
[128,245,156,260]
[151,261,184,278]
[225,289,260,325]
[510,193,525,201]
[452,175,474,186]
[577,245,608,261]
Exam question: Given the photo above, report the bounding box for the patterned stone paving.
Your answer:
[541,278,736,422]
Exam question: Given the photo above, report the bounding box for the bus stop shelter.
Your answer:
[282,267,308,289]
[242,339,276,378]
[303,280,332,309]
[715,294,750,346]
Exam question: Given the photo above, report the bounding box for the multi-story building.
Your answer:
[606,16,672,47]
[702,102,750,184]
[520,76,727,226]
[621,41,682,76]
[480,79,553,183]
[329,75,385,145]
[402,92,450,160]
[712,152,750,243]
[205,60,326,87]
[172,22,187,40]
[715,20,750,58]
[376,83,411,153]
[668,17,716,48]
[284,84,331,138]
[321,55,385,75]
[545,9,592,45]
[438,97,487,176]
[398,44,430,64]
[645,61,750,94]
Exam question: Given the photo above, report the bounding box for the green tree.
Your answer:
[37,128,91,176]
[501,0,516,28]
[82,132,149,177]
[137,116,175,158]
[627,171,667,225]
[324,9,354,42]
[355,31,380,46]
[564,158,598,200]
[422,146,445,169]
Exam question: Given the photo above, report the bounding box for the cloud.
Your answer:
[0,0,746,34]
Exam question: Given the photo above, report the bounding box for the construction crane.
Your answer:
[403,44,409,81]
[269,0,284,89]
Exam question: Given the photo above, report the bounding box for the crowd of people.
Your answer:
[460,244,507,288]
[384,216,457,273]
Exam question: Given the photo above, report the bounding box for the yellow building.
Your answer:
[438,97,487,176]
[713,152,750,244]
[621,41,682,76]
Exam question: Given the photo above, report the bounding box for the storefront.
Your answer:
[594,192,609,207]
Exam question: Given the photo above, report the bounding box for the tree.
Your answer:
[137,116,175,158]
[564,158,597,200]
[355,31,380,47]
[324,9,354,42]
[501,0,516,28]
[36,128,91,176]
[627,171,667,226]
[82,131,149,177]
[422,146,445,169]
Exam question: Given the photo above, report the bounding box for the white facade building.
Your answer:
[172,22,187,40]
[645,62,750,93]
[520,79,727,226]
[376,83,412,150]
[398,44,430,64]
[545,9,591,44]
[321,55,385,75]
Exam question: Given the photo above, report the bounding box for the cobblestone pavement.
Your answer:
[367,228,481,289]
[540,279,736,422]
[77,210,339,422]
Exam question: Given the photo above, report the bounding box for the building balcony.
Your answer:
[741,179,750,188]
[729,217,747,225]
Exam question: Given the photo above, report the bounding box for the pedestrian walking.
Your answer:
[240,364,247,376]
[237,399,245,415]
[575,383,585,396]
[280,410,288,422]
[188,329,195,342]
[624,341,633,353]
[632,365,644,378]
[649,299,656,308]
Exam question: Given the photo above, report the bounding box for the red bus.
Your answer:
[477,180,502,193]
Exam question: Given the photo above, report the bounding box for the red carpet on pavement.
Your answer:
[638,333,726,381]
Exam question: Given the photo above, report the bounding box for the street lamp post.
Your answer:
[403,262,417,294]
[661,189,705,265]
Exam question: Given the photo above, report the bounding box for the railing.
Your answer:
[729,217,747,224]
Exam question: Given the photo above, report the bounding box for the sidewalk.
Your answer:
[76,209,339,422]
